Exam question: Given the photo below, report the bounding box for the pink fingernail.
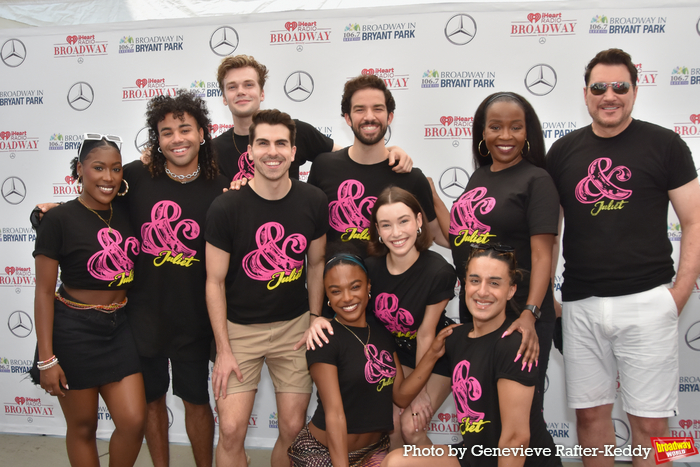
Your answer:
[521,361,526,371]
[514,354,522,363]
[528,363,532,372]
[501,331,508,338]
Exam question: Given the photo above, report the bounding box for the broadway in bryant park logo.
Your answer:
[588,14,667,34]
[0,89,43,106]
[48,133,83,151]
[189,80,223,98]
[420,69,496,89]
[343,21,416,42]
[119,34,183,54]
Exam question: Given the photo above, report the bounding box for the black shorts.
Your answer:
[31,298,141,390]
[140,356,210,405]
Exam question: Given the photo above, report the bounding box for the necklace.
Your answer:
[78,197,113,233]
[334,318,370,353]
[165,163,200,184]
[232,131,246,155]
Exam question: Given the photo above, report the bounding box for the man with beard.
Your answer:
[211,55,413,181]
[308,74,446,253]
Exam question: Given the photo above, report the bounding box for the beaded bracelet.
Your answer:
[37,355,59,371]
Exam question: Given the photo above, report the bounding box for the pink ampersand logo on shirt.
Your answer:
[242,222,306,281]
[575,157,632,204]
[452,360,485,424]
[373,293,414,334]
[328,180,376,235]
[233,153,255,181]
[364,343,396,384]
[449,187,496,236]
[141,201,200,259]
[87,228,140,286]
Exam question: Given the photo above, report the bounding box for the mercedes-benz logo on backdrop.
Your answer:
[685,321,700,351]
[612,418,630,447]
[696,17,700,36]
[524,64,557,96]
[384,126,392,145]
[210,26,239,56]
[8,310,33,338]
[2,176,27,205]
[444,14,477,45]
[67,82,94,111]
[1,38,26,67]
[439,167,470,199]
[284,71,314,102]
[134,127,150,153]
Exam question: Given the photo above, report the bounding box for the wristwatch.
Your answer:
[524,304,541,320]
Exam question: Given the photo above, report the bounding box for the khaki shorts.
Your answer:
[226,312,312,395]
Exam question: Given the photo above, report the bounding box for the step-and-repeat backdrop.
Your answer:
[1,2,699,461]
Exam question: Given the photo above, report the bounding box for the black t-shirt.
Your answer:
[547,120,696,301]
[212,120,334,181]
[308,147,437,255]
[366,250,456,365]
[121,161,230,359]
[446,320,558,467]
[205,180,329,324]
[449,160,559,321]
[308,317,396,434]
[34,199,138,290]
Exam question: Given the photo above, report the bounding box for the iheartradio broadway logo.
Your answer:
[285,22,298,31]
[440,116,454,126]
[66,35,78,44]
[528,13,542,22]
[0,131,10,140]
[437,412,457,422]
[136,79,148,88]
[679,419,693,429]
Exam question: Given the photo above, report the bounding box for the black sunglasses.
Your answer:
[588,82,631,96]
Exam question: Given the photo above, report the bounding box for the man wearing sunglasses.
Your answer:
[547,48,700,467]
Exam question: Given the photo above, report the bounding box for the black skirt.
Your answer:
[30,293,141,390]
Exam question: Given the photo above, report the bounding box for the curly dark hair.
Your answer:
[145,90,219,180]
[340,74,396,117]
[471,92,546,170]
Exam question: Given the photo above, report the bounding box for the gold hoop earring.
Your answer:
[521,140,531,156]
[117,179,129,197]
[478,140,490,157]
